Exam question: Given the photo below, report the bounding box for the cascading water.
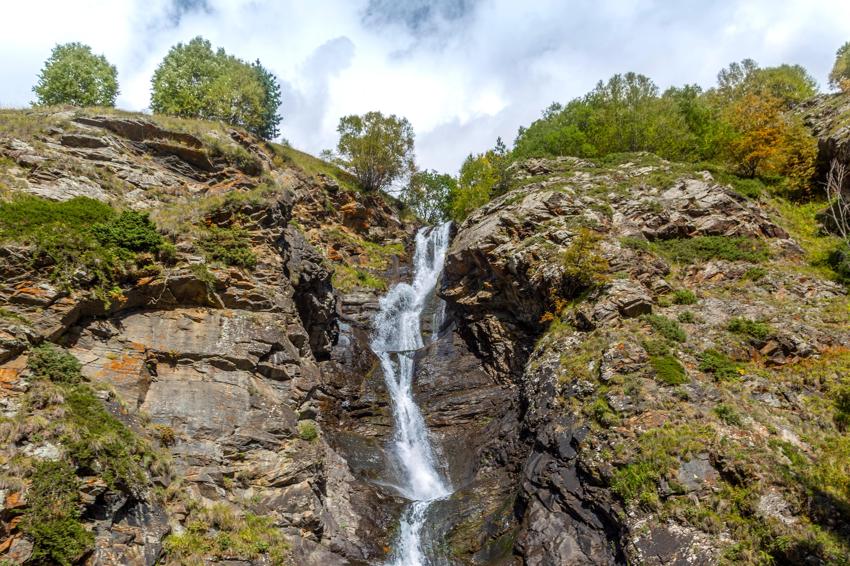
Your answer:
[371,222,453,566]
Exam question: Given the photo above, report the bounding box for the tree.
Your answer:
[402,169,456,224]
[450,152,498,221]
[150,37,282,139]
[830,41,850,92]
[335,111,415,192]
[33,43,118,107]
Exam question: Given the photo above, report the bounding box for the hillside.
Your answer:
[0,101,848,566]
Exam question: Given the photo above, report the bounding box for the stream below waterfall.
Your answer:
[371,222,453,566]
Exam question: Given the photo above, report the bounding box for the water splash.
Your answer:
[371,222,452,565]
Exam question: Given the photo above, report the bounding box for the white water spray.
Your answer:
[371,222,453,565]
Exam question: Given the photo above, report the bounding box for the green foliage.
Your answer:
[727,317,773,341]
[0,195,168,301]
[297,420,318,442]
[92,211,163,253]
[197,225,256,268]
[641,314,687,343]
[698,349,742,381]
[332,264,386,292]
[33,42,118,107]
[21,460,93,566]
[450,151,497,221]
[150,37,281,139]
[742,266,767,281]
[402,169,456,223]
[589,397,619,428]
[164,507,289,564]
[828,243,850,283]
[650,355,688,385]
[677,310,696,323]
[671,289,697,305]
[652,235,769,264]
[27,343,83,384]
[560,228,610,294]
[62,384,149,489]
[829,41,850,92]
[714,402,744,426]
[334,111,415,192]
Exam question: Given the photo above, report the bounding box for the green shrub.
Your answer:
[297,420,318,442]
[611,461,660,506]
[641,339,670,357]
[828,244,850,283]
[641,314,687,343]
[198,225,256,268]
[727,317,772,340]
[21,460,93,566]
[62,385,148,489]
[92,211,163,253]
[672,289,697,305]
[742,266,767,281]
[589,397,619,427]
[677,311,696,323]
[651,355,688,385]
[561,227,610,293]
[27,344,83,384]
[698,349,742,381]
[714,403,743,426]
[653,236,769,264]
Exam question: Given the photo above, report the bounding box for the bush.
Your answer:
[27,344,83,384]
[827,244,850,283]
[642,314,687,343]
[699,349,742,381]
[653,236,769,264]
[561,228,610,294]
[672,289,697,305]
[714,403,743,426]
[651,355,688,385]
[198,225,256,268]
[727,317,772,341]
[22,460,93,566]
[677,311,696,323]
[92,211,163,253]
[834,386,850,431]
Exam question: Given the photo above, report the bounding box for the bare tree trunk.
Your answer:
[826,159,850,244]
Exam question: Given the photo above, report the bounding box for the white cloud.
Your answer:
[1,0,849,172]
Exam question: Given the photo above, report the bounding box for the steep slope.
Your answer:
[0,107,414,565]
[436,154,850,564]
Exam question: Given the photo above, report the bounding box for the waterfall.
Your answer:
[371,222,453,565]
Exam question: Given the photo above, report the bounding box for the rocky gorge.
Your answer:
[0,96,849,566]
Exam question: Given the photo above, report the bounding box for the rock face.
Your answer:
[437,154,850,564]
[0,109,412,565]
[801,92,850,188]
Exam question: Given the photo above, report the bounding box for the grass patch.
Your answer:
[27,343,83,384]
[772,197,844,280]
[197,224,257,268]
[727,317,773,341]
[271,143,360,193]
[332,264,386,292]
[713,403,743,426]
[297,420,319,442]
[677,310,696,323]
[650,355,688,385]
[164,505,289,564]
[641,314,687,343]
[672,289,697,305]
[652,235,770,264]
[699,349,743,381]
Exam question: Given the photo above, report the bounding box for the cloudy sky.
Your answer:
[1,0,849,172]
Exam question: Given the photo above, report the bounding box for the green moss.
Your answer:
[727,317,773,340]
[21,460,93,566]
[698,349,742,381]
[588,397,620,427]
[641,314,687,343]
[27,343,83,384]
[650,355,688,385]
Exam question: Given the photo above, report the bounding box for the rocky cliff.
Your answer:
[0,107,414,565]
[1,104,849,566]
